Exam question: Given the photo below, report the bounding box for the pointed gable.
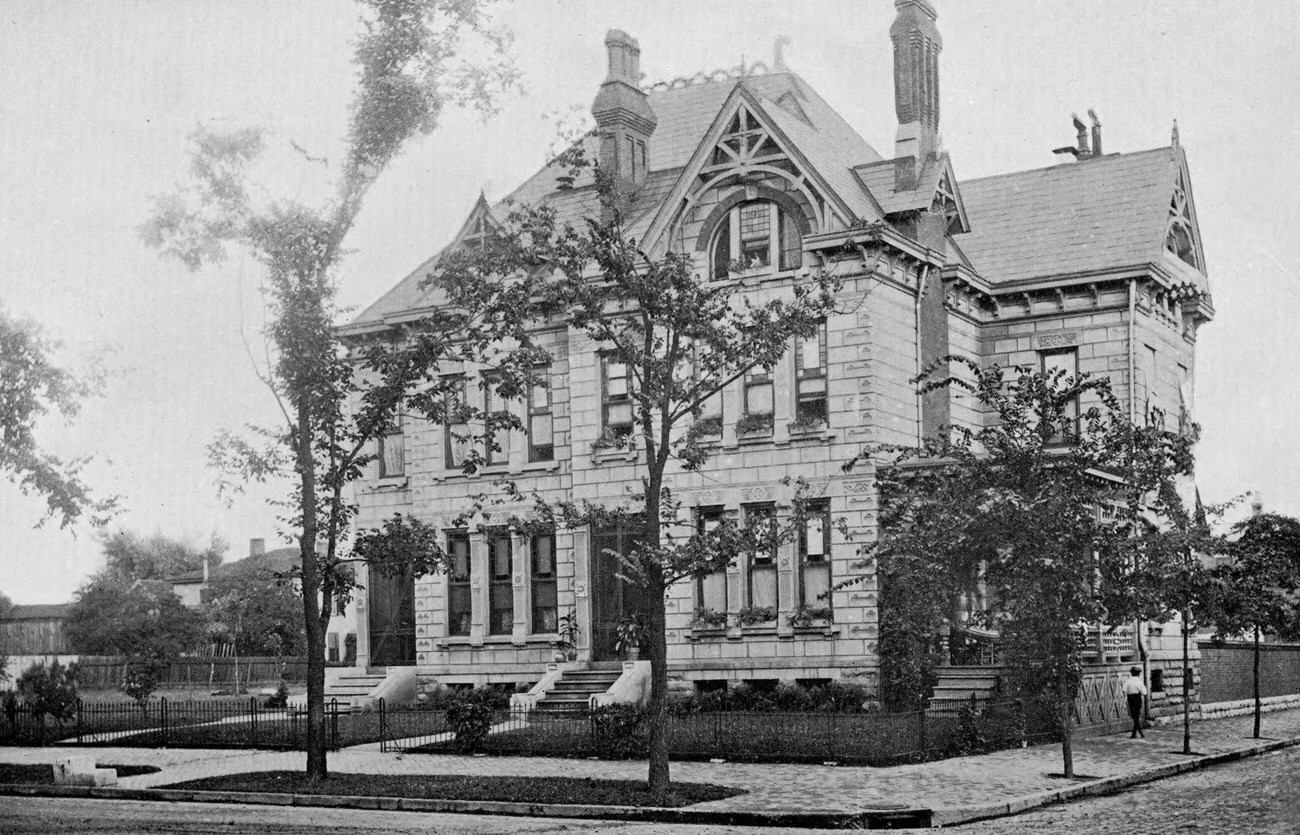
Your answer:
[956,146,1209,295]
[853,153,969,234]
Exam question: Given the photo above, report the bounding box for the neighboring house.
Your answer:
[169,539,356,664]
[0,603,73,656]
[339,1,1211,701]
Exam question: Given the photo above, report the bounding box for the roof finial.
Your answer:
[774,35,790,72]
[1171,119,1180,148]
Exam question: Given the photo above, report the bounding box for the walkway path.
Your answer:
[3,708,1298,826]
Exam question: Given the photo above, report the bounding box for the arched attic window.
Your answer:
[1165,173,1199,269]
[710,200,803,279]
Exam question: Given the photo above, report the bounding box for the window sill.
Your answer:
[372,476,409,490]
[520,460,561,473]
[786,623,839,638]
[591,447,638,465]
[686,626,730,640]
[739,624,778,636]
[436,635,560,649]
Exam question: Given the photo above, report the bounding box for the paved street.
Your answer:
[952,745,1300,834]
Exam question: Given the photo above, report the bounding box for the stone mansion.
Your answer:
[338,0,1213,701]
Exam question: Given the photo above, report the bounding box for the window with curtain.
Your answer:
[530,530,557,633]
[795,322,828,424]
[528,364,554,462]
[710,200,804,279]
[444,376,470,469]
[378,419,404,477]
[798,502,832,608]
[745,504,778,610]
[695,507,728,615]
[602,356,634,441]
[447,531,471,637]
[487,529,514,635]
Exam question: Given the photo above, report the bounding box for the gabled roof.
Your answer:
[956,146,1208,293]
[349,70,884,329]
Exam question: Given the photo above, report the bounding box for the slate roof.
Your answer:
[955,147,1204,292]
[349,71,884,329]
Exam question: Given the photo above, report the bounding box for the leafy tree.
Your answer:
[16,660,78,725]
[853,358,1195,778]
[0,307,118,527]
[1212,512,1300,738]
[64,576,204,662]
[142,0,517,779]
[435,159,840,792]
[202,560,306,658]
[99,530,226,582]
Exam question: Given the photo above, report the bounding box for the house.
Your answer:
[340,1,1211,705]
[170,539,357,664]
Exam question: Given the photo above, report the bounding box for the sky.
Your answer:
[1,0,1298,604]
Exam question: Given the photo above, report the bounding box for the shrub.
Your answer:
[264,682,290,709]
[16,660,78,723]
[122,656,167,705]
[446,696,494,752]
[590,703,649,759]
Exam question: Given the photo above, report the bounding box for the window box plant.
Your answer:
[690,607,729,631]
[787,604,833,628]
[736,605,777,626]
[787,414,826,435]
[693,414,723,437]
[735,413,773,436]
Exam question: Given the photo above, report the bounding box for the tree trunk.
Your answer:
[643,462,671,795]
[297,394,328,781]
[1058,650,1073,778]
[1182,606,1191,755]
[1253,624,1262,739]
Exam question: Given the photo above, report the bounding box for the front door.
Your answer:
[590,526,651,660]
[367,566,415,666]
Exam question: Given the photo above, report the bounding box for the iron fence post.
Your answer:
[75,698,82,744]
[378,698,386,752]
[918,706,927,758]
[330,699,339,750]
[250,696,258,747]
[161,697,169,747]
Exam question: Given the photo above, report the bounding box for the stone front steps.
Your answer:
[532,663,624,714]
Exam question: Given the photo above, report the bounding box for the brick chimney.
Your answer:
[591,30,657,217]
[891,0,942,189]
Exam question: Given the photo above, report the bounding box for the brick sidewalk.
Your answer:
[3,707,1298,824]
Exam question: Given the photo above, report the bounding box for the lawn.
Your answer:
[165,771,746,808]
[0,763,160,783]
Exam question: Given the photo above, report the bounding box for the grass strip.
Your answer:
[164,770,745,808]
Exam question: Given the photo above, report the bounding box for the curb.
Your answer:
[932,733,1300,827]
[0,782,928,829]
[1,734,1296,830]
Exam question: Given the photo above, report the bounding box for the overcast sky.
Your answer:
[2,0,1297,604]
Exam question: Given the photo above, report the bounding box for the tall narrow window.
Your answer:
[745,504,778,610]
[693,346,723,436]
[447,531,472,637]
[601,356,634,441]
[798,502,832,608]
[530,530,557,633]
[1041,350,1079,440]
[742,367,774,434]
[444,376,470,469]
[327,632,340,663]
[528,365,554,462]
[487,529,514,635]
[695,507,728,616]
[483,379,501,467]
[378,418,405,477]
[794,322,828,425]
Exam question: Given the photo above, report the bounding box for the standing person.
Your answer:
[1123,666,1147,738]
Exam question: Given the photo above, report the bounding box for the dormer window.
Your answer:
[710,200,802,279]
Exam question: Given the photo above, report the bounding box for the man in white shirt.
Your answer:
[1123,666,1147,738]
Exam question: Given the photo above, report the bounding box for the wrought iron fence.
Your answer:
[0,697,343,750]
[377,697,1060,764]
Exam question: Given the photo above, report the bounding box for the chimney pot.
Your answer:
[1088,108,1102,156]
[1072,114,1090,157]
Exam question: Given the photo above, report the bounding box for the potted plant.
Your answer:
[614,614,646,661]
[555,609,580,661]
[787,413,826,434]
[691,607,729,631]
[736,605,777,626]
[787,604,834,628]
[693,414,723,437]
